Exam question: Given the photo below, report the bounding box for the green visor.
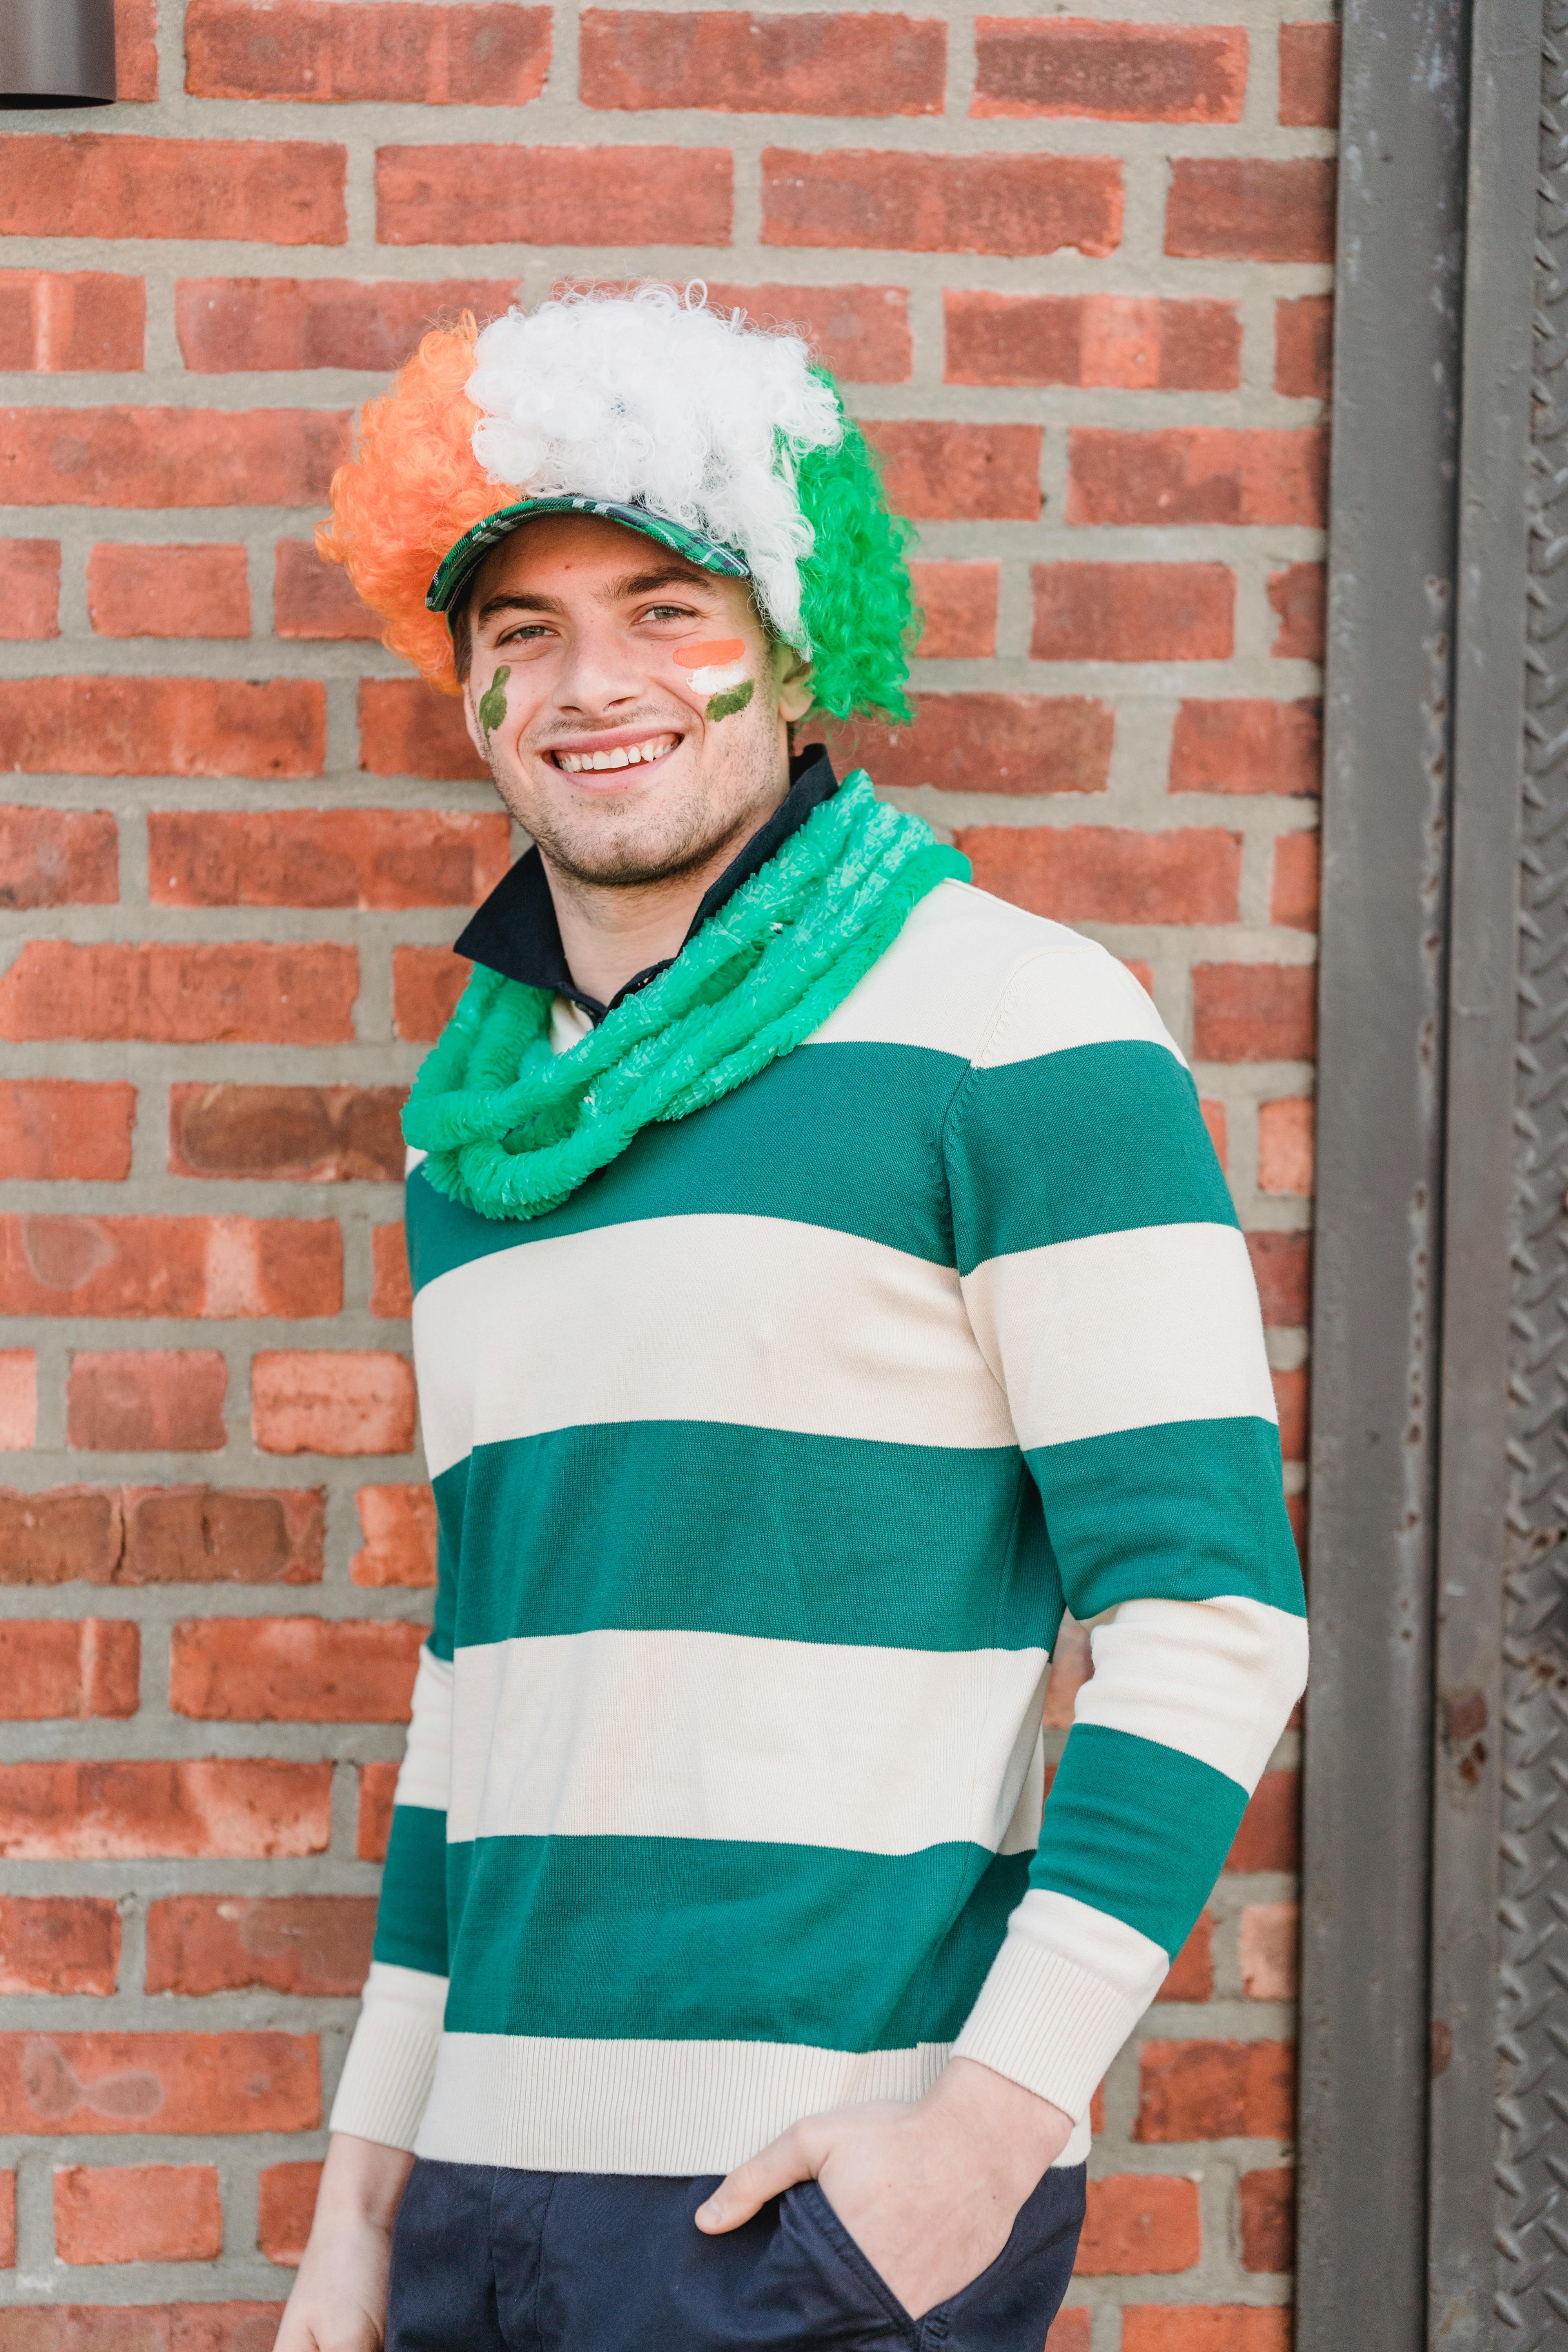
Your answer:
[426,495,750,619]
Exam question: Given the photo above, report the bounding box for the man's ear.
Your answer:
[775,645,815,725]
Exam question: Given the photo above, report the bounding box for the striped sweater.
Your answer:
[331,877,1307,2175]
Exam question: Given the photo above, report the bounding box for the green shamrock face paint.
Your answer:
[477,664,510,750]
[706,679,754,724]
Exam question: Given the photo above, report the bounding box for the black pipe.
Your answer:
[0,0,116,107]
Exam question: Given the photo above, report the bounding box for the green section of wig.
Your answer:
[793,377,916,726]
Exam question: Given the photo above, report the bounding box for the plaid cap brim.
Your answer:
[426,496,750,617]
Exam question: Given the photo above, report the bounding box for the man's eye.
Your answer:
[644,604,697,622]
[499,623,551,644]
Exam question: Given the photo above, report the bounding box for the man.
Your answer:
[279,286,1306,2352]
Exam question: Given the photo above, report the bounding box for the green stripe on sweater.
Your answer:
[372,1803,448,1976]
[1035,1724,1250,1955]
[438,1421,1063,1655]
[441,1833,1026,2049]
[408,1040,965,1297]
[947,1041,1236,1274]
[1027,1416,1305,1621]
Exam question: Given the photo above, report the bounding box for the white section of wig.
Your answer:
[465,285,843,648]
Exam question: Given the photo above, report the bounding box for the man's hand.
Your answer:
[694,2056,1074,2320]
[275,2132,415,2352]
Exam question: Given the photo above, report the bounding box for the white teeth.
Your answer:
[556,735,676,774]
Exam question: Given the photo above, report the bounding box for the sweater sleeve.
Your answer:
[328,1492,459,2152]
[943,941,1308,2122]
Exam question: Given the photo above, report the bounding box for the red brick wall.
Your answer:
[0,2,1328,2341]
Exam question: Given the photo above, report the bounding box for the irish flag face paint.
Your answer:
[672,639,749,696]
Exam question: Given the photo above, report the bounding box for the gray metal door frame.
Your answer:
[1297,0,1543,2345]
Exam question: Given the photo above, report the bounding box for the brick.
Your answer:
[179,278,518,375]
[1157,1910,1215,2002]
[171,1617,423,1722]
[0,1622,139,1720]
[686,281,911,381]
[145,1896,375,1998]
[955,825,1240,926]
[1247,1231,1311,1328]
[356,1761,399,1861]
[1074,2172,1201,2273]
[0,2168,12,2266]
[274,538,383,638]
[0,537,61,635]
[0,272,145,371]
[1033,564,1234,664]
[252,1351,417,1456]
[0,407,347,508]
[761,149,1123,256]
[1258,1096,1314,1196]
[0,1081,135,1182]
[866,421,1040,521]
[0,1760,333,1860]
[910,561,998,658]
[187,1,551,103]
[1272,1367,1307,1464]
[1192,964,1315,1063]
[0,1898,120,1995]
[945,289,1239,390]
[0,1214,342,1319]
[1042,1614,1092,1728]
[0,1487,118,1581]
[1281,20,1339,123]
[1227,1771,1300,1873]
[394,946,472,1041]
[0,943,357,1046]
[120,1488,325,1585]
[0,808,118,908]
[377,145,733,247]
[1272,829,1319,930]
[1276,295,1332,401]
[0,2032,318,2136]
[1169,701,1321,796]
[1269,559,1326,659]
[1123,2312,1291,2352]
[56,2165,223,2265]
[0,2307,288,2352]
[116,0,160,100]
[352,1485,437,1587]
[87,544,250,640]
[1167,156,1336,262]
[170,1085,405,1183]
[1240,1902,1299,2002]
[582,11,944,114]
[816,694,1114,795]
[372,1223,414,1319]
[0,678,324,775]
[258,2160,322,2266]
[0,1354,36,1450]
[0,136,346,245]
[1240,2165,1295,2270]
[359,679,489,778]
[67,1352,227,1454]
[974,19,1247,120]
[1200,1098,1227,1167]
[1137,2038,1294,2142]
[149,808,510,909]
[1067,426,1327,528]
[1046,2317,1091,2352]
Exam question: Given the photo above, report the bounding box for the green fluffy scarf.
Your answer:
[402,770,968,1224]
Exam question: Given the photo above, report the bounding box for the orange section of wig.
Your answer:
[315,316,517,698]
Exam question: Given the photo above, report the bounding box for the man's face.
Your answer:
[459,514,815,889]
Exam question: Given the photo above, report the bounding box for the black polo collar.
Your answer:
[453,745,840,1025]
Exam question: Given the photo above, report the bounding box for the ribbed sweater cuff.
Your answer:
[329,1962,447,2152]
[951,1932,1148,2121]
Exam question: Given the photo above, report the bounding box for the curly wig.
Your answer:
[316,290,916,724]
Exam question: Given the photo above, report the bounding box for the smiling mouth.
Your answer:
[550,733,680,775]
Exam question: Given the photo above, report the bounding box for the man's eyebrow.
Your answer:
[474,589,566,624]
[609,566,712,599]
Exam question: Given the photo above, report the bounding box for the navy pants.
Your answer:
[386,2157,1086,2352]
